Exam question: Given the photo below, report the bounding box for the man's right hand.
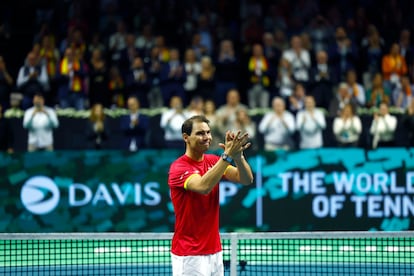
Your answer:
[220,130,251,159]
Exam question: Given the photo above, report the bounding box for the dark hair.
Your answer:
[34,91,44,98]
[182,115,210,135]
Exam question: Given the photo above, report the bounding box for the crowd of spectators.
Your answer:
[1,0,414,152]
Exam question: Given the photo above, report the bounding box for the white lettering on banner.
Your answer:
[92,184,114,205]
[355,173,372,194]
[312,195,345,218]
[278,172,326,194]
[333,173,354,193]
[113,183,131,204]
[69,184,92,206]
[333,172,410,194]
[351,195,414,217]
[134,182,142,205]
[278,171,414,219]
[134,182,161,206]
[406,172,414,193]
[69,183,162,207]
[144,182,161,206]
[220,182,239,204]
[351,196,365,217]
[368,195,383,217]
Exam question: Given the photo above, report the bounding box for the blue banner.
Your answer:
[0,148,413,232]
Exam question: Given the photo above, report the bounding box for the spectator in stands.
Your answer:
[258,97,296,151]
[398,29,414,79]
[183,48,201,103]
[360,24,385,49]
[262,32,281,77]
[17,51,49,110]
[155,35,170,63]
[146,46,163,108]
[186,96,204,117]
[392,75,413,109]
[327,26,359,82]
[4,93,24,118]
[203,99,222,151]
[275,57,295,100]
[370,101,397,149]
[288,83,306,116]
[60,27,86,57]
[57,47,87,110]
[247,43,271,108]
[7,0,414,153]
[88,48,110,108]
[300,32,315,66]
[108,20,128,64]
[296,95,326,149]
[190,32,209,61]
[0,56,14,109]
[0,103,14,153]
[273,29,289,52]
[234,108,257,152]
[39,34,60,105]
[366,73,391,108]
[58,26,72,55]
[159,48,186,106]
[118,33,139,76]
[309,50,335,110]
[135,23,155,59]
[333,103,362,147]
[214,39,239,107]
[87,32,106,62]
[329,82,358,117]
[196,56,216,101]
[282,35,311,87]
[86,103,108,149]
[126,56,150,108]
[195,14,213,56]
[402,98,414,146]
[216,89,248,133]
[160,95,189,149]
[345,69,366,107]
[360,27,385,89]
[108,65,126,108]
[306,15,334,53]
[120,95,149,151]
[22,92,59,151]
[382,43,408,92]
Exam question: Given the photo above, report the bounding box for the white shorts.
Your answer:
[171,251,224,276]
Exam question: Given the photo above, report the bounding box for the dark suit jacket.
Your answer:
[120,113,150,150]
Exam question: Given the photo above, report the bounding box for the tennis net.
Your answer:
[0,231,413,275]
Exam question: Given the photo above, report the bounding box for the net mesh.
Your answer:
[0,232,413,275]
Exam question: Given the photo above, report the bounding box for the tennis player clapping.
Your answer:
[168,115,254,276]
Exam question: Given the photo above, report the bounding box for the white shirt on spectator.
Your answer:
[184,62,201,91]
[17,64,49,91]
[160,109,190,142]
[282,49,311,82]
[333,116,362,144]
[296,108,326,149]
[258,111,296,150]
[369,114,397,148]
[23,106,59,148]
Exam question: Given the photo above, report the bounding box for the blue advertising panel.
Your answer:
[0,148,413,232]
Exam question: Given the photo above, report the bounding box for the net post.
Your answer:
[229,232,238,276]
